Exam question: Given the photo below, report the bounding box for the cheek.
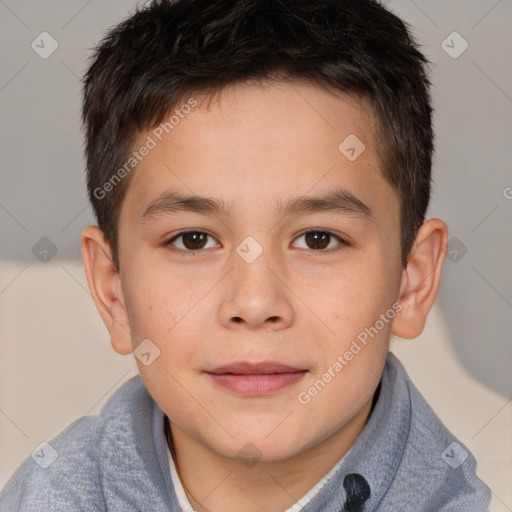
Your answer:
[313,253,399,370]
[308,318,390,421]
[122,269,206,363]
[322,256,395,320]
[122,265,188,338]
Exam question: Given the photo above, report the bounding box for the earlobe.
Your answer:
[80,225,133,355]
[392,218,448,339]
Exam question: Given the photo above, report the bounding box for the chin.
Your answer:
[209,427,312,463]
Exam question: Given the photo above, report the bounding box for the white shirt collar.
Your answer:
[166,441,348,512]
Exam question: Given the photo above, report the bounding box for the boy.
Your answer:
[0,0,492,510]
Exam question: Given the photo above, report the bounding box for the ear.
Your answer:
[81,225,133,355]
[392,218,448,339]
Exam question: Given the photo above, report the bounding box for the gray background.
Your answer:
[0,0,511,395]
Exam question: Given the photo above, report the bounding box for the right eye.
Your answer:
[165,230,220,254]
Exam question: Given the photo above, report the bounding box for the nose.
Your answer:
[217,241,294,331]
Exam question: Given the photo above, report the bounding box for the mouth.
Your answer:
[205,361,308,396]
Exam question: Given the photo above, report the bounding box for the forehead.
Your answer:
[119,80,396,224]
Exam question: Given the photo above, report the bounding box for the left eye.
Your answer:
[292,230,346,251]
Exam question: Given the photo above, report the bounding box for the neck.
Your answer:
[164,393,376,512]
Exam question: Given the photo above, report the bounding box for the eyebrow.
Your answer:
[141,187,372,221]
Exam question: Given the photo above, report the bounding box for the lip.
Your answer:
[205,361,308,396]
[208,361,304,375]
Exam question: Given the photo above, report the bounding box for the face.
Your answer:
[116,80,403,461]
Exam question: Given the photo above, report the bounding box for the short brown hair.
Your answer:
[82,0,433,269]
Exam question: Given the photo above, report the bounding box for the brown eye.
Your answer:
[166,231,218,252]
[181,232,207,250]
[293,230,346,251]
[305,231,330,249]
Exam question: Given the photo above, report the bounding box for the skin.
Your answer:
[81,80,448,511]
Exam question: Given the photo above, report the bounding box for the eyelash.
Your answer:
[164,229,349,256]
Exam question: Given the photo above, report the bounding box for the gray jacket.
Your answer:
[0,353,491,511]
